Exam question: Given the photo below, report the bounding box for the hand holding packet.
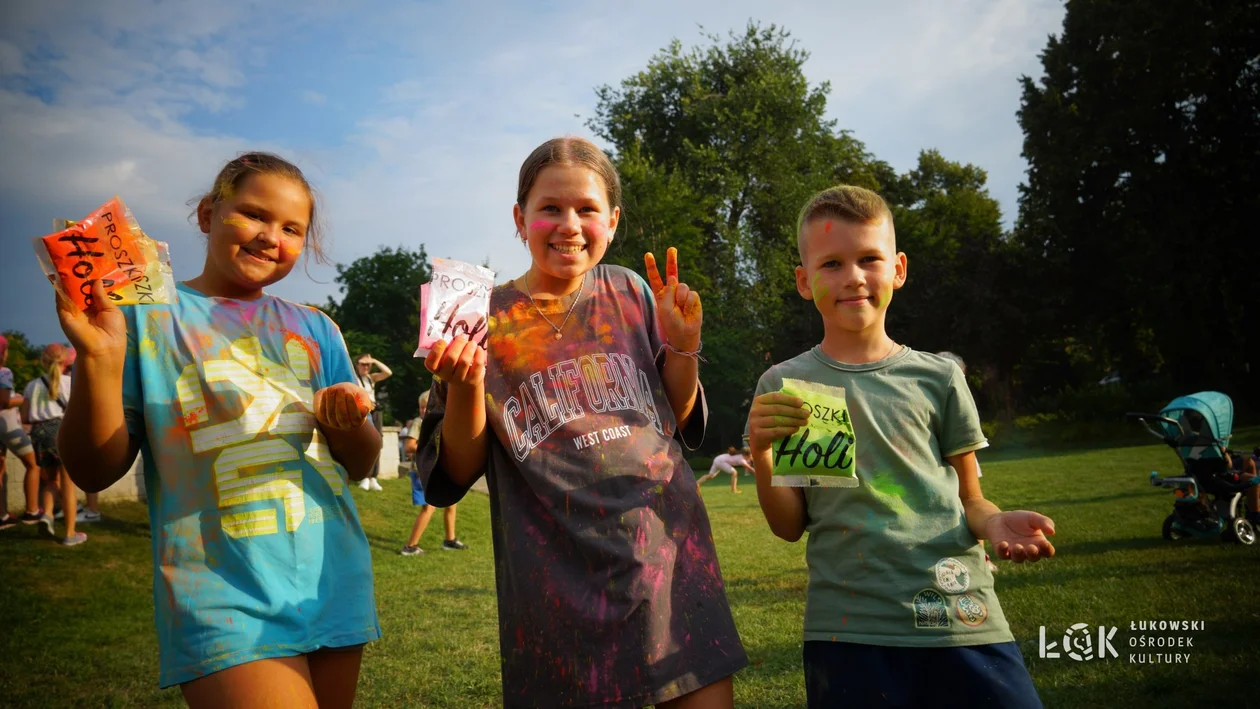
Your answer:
[35,197,176,310]
[413,258,496,358]
[771,378,860,488]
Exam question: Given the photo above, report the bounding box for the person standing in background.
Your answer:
[354,353,392,491]
[0,334,42,528]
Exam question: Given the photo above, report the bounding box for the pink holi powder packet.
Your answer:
[413,258,495,358]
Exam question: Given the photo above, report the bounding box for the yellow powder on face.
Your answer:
[222,217,251,229]
[811,272,829,302]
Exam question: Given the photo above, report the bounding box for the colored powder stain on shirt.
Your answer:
[868,472,906,498]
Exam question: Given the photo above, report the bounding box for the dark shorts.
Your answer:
[803,640,1043,709]
[30,419,62,470]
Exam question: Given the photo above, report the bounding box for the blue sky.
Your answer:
[1,0,1066,347]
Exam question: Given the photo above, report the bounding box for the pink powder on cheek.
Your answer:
[529,220,555,233]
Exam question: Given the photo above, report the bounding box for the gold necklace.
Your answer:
[523,272,586,340]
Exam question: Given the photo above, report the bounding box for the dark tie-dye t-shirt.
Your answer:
[417,265,746,708]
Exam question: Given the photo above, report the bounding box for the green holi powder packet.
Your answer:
[771,378,859,488]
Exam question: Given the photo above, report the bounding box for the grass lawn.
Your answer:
[2,427,1258,708]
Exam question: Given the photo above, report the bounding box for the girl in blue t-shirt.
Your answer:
[54,152,382,707]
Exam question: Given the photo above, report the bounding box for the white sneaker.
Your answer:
[369,478,383,491]
[358,478,372,491]
[77,509,102,523]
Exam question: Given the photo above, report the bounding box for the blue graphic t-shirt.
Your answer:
[122,282,380,688]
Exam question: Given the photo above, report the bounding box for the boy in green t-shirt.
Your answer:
[747,185,1057,708]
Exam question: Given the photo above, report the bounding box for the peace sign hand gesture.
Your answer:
[645,247,702,352]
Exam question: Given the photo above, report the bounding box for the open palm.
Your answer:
[986,510,1057,563]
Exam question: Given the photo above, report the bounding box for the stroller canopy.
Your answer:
[1160,391,1234,455]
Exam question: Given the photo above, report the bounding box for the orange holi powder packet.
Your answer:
[36,197,176,310]
[36,224,130,310]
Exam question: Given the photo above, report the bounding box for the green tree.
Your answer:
[326,246,432,424]
[591,23,893,447]
[2,330,44,394]
[1017,0,1260,396]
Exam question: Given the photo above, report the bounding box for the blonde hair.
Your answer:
[40,343,66,402]
[517,137,622,220]
[796,185,894,265]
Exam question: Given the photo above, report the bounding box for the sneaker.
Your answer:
[369,478,383,492]
[400,545,425,556]
[60,532,87,547]
[0,515,17,530]
[77,509,103,523]
[20,510,43,525]
[39,515,55,537]
[358,478,372,491]
[441,539,468,551]
[54,503,85,520]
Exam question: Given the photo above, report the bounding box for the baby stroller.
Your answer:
[1127,391,1258,545]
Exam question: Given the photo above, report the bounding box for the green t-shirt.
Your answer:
[751,346,1012,647]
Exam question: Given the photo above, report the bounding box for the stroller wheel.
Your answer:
[1226,517,1256,546]
[1162,514,1188,541]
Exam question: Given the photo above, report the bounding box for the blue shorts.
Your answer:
[410,471,427,507]
[803,640,1043,709]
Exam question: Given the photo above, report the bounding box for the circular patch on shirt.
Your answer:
[913,589,951,629]
[934,557,971,593]
[954,594,988,627]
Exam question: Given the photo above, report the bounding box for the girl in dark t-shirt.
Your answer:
[416,137,747,708]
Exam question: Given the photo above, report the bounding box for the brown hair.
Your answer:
[192,152,327,263]
[727,446,738,456]
[517,137,622,220]
[796,185,894,264]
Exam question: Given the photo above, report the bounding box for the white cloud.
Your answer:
[0,0,1066,345]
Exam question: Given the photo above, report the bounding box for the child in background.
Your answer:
[55,152,381,707]
[747,185,1055,708]
[696,445,755,493]
[54,347,101,524]
[400,390,466,554]
[21,344,82,545]
[0,334,42,528]
[416,137,746,708]
[354,353,392,491]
